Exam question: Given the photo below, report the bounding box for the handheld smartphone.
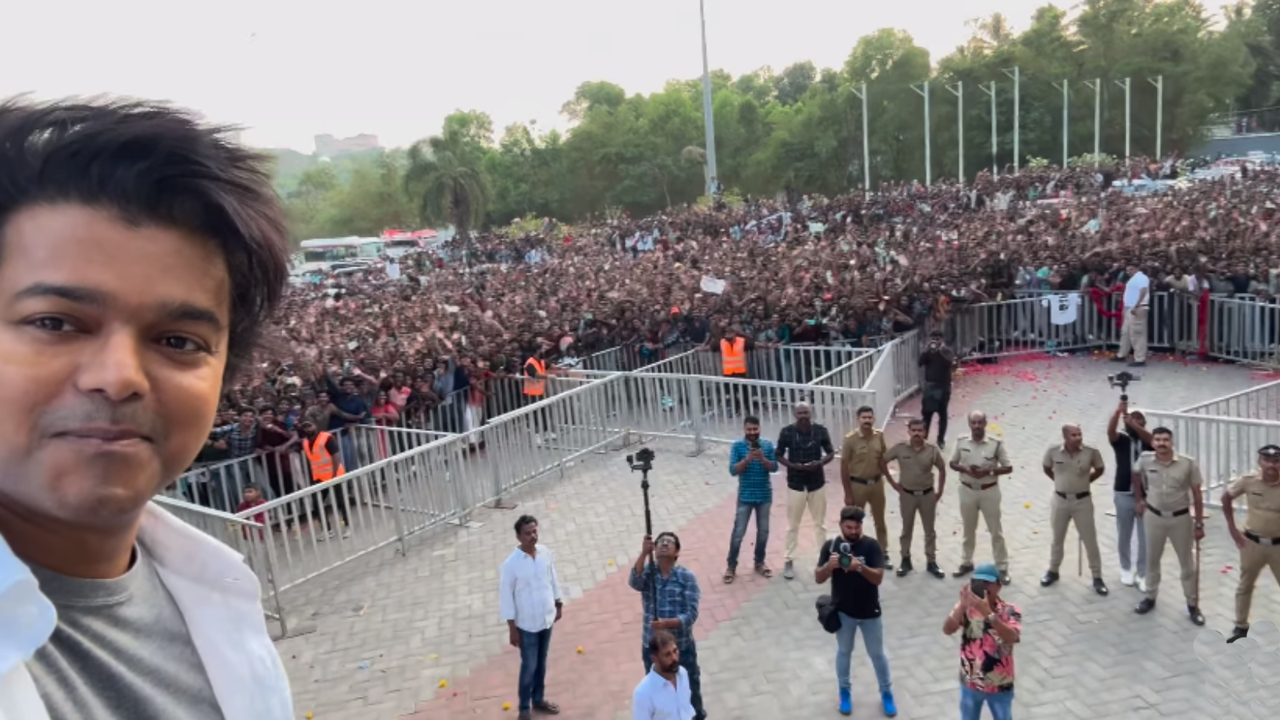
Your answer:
[749,439,760,450]
[969,579,989,598]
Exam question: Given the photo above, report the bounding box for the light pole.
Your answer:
[912,81,932,186]
[1002,66,1020,172]
[1084,78,1101,165]
[1148,75,1164,159]
[1116,77,1131,159]
[980,81,997,177]
[947,81,964,184]
[851,81,870,192]
[1053,79,1069,167]
[698,0,718,196]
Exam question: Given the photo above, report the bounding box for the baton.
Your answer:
[1077,534,1083,577]
[1193,532,1201,607]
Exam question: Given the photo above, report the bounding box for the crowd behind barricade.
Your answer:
[183,154,1280,510]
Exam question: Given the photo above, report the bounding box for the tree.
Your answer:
[405,114,491,238]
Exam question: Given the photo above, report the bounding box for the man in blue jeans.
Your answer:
[816,507,897,717]
[498,515,563,720]
[942,563,1022,720]
[724,415,777,584]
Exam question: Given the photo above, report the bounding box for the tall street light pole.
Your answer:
[1002,66,1020,172]
[947,81,964,184]
[1084,78,1101,165]
[1053,79,1069,168]
[1116,77,1131,159]
[699,0,719,196]
[980,81,997,177]
[851,81,870,192]
[912,81,932,186]
[1148,75,1164,159]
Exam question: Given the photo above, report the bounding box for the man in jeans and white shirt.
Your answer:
[632,630,695,720]
[1114,264,1150,367]
[499,515,563,720]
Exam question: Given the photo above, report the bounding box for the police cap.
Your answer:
[1259,445,1280,460]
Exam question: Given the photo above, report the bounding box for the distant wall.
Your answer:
[1190,132,1280,157]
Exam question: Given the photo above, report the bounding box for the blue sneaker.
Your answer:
[838,687,852,715]
[881,691,897,717]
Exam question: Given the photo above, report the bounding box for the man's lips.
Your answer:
[53,427,153,443]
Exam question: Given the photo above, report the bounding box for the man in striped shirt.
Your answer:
[724,415,778,583]
[630,532,704,719]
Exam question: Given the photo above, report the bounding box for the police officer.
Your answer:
[1132,426,1207,626]
[841,406,893,570]
[883,418,947,578]
[1221,444,1280,643]
[950,411,1013,584]
[1040,424,1109,595]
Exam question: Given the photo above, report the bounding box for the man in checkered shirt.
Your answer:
[629,532,704,719]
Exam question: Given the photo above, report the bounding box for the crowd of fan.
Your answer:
[198,156,1280,473]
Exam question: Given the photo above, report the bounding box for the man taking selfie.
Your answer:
[942,563,1022,720]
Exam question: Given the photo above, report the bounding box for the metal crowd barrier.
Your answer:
[1176,379,1280,420]
[1138,409,1280,507]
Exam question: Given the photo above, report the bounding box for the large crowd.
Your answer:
[200,156,1280,473]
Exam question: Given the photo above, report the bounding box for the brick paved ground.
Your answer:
[275,354,1280,720]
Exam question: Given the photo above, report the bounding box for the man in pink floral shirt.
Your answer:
[942,563,1021,720]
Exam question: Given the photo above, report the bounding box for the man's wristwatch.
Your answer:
[1194,521,1205,530]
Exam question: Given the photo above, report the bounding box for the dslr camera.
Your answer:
[626,447,656,473]
[837,540,855,569]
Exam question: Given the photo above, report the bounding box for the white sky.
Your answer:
[3,0,1045,152]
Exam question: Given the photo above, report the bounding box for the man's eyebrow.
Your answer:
[13,282,225,332]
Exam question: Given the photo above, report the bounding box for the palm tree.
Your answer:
[404,129,490,240]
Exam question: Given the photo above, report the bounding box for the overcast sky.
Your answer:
[4,0,1046,152]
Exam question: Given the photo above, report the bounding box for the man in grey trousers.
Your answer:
[1107,400,1153,590]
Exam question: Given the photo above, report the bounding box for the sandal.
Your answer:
[533,700,561,714]
[755,564,773,578]
[723,568,736,584]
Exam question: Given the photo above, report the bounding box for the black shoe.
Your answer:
[1000,572,1012,585]
[1128,361,1147,368]
[938,439,946,451]
[896,558,913,577]
[1093,578,1109,596]
[1110,356,1127,363]
[927,561,945,579]
[884,556,893,571]
[1135,597,1156,614]
[1228,626,1249,643]
[953,563,975,578]
[1040,571,1060,587]
[1188,605,1206,626]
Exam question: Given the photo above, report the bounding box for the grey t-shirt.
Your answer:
[24,545,226,720]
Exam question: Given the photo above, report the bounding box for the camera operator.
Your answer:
[942,564,1022,720]
[724,416,777,583]
[815,507,897,717]
[629,533,704,720]
[919,329,955,449]
[1107,399,1154,590]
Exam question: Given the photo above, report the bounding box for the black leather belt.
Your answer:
[903,488,934,496]
[1245,531,1280,546]
[1146,505,1190,518]
[850,476,880,485]
[1055,491,1091,500]
[963,482,998,490]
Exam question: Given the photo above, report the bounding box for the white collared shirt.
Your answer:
[498,544,562,633]
[0,502,292,720]
[632,666,694,720]
[1124,271,1149,308]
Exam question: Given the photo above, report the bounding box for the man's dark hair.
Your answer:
[0,98,290,379]
[238,406,257,416]
[1151,426,1173,439]
[840,506,866,524]
[744,415,761,427]
[655,531,681,552]
[514,514,538,536]
[648,629,677,657]
[856,405,875,416]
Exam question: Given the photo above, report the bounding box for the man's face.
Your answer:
[1261,455,1280,481]
[655,534,678,561]
[318,391,330,406]
[969,415,987,436]
[840,519,863,542]
[1063,426,1082,450]
[794,406,811,425]
[0,205,229,529]
[653,640,680,674]
[300,422,317,439]
[744,422,760,443]
[518,521,538,546]
[341,379,356,395]
[908,423,925,443]
[238,410,255,429]
[1152,432,1173,453]
[243,487,261,504]
[858,411,874,430]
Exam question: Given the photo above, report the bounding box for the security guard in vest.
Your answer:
[299,419,350,540]
[1222,444,1280,642]
[1040,424,1109,595]
[523,349,553,442]
[1132,426,1206,625]
[950,411,1013,584]
[718,326,752,417]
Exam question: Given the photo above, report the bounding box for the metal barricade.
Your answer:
[1176,379,1280,420]
[1139,410,1280,507]
[1207,296,1280,366]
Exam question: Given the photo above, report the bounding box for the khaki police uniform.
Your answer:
[842,429,891,557]
[1043,444,1107,578]
[1226,470,1280,630]
[951,436,1011,571]
[1136,452,1203,604]
[885,441,945,564]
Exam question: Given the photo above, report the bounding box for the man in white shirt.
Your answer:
[0,98,294,719]
[1114,264,1150,366]
[499,515,563,720]
[632,630,695,720]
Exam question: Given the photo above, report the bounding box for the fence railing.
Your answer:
[1177,379,1280,420]
[1137,410,1280,507]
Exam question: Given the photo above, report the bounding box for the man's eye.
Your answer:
[161,336,207,353]
[30,317,71,332]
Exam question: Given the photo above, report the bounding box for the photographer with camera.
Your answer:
[942,563,1022,720]
[919,329,956,449]
[815,507,897,717]
[1107,399,1153,590]
[629,533,704,719]
[724,416,778,583]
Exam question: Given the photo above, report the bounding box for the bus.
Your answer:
[380,229,439,258]
[298,237,384,264]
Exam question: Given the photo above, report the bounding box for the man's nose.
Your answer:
[75,329,150,402]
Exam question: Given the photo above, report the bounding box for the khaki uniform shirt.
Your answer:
[1135,452,1203,513]
[1228,472,1280,538]
[885,441,944,491]
[842,429,887,480]
[1042,444,1106,496]
[950,436,1010,487]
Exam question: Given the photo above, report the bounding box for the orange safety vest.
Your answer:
[720,336,747,376]
[523,357,547,396]
[304,431,345,482]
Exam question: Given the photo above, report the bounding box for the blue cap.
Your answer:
[973,563,1000,583]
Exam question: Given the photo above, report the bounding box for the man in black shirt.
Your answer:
[918,330,955,449]
[777,402,835,580]
[816,507,896,717]
[1107,400,1154,590]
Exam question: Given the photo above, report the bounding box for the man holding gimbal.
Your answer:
[629,532,705,719]
[919,329,955,449]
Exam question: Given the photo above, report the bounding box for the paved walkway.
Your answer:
[274,355,1280,720]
